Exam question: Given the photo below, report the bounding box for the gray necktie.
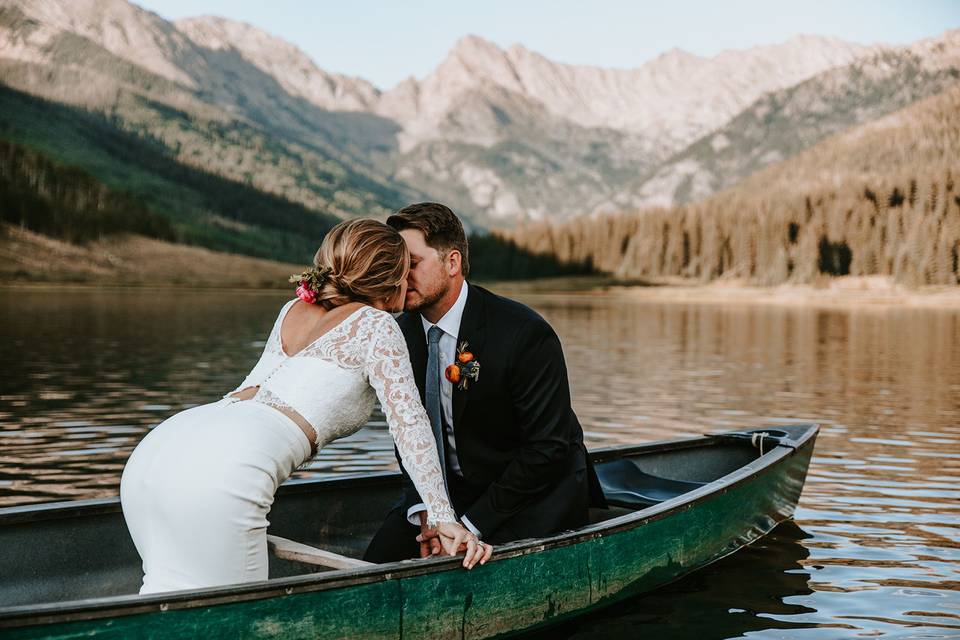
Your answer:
[426,325,448,487]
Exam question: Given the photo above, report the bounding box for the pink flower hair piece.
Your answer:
[296,282,317,304]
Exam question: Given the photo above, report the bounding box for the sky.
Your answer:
[137,0,960,89]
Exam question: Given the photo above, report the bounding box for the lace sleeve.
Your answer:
[364,313,457,526]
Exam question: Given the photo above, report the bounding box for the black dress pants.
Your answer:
[362,468,589,563]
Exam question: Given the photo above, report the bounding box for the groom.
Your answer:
[363,202,604,562]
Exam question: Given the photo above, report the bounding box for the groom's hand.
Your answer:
[417,511,443,558]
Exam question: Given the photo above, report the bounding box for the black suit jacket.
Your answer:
[394,283,604,539]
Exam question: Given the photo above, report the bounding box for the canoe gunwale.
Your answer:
[0,471,404,526]
[0,423,819,628]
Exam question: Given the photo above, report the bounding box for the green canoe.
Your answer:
[0,424,817,639]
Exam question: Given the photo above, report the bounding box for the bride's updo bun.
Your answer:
[291,219,410,310]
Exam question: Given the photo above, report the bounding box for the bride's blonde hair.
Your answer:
[293,219,409,310]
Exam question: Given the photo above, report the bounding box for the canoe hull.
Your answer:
[0,426,816,639]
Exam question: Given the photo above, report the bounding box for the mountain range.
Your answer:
[502,82,960,286]
[1,0,958,243]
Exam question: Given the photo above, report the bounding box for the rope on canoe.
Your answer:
[703,429,798,450]
[751,431,770,455]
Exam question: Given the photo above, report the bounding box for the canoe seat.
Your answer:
[267,535,373,570]
[596,459,706,509]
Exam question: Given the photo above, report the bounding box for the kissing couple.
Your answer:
[120,202,604,594]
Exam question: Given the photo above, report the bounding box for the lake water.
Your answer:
[1,286,958,638]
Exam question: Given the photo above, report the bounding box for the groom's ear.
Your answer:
[445,249,463,277]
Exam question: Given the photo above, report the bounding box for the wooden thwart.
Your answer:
[266,535,373,570]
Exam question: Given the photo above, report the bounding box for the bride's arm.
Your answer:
[363,315,489,567]
[363,314,458,527]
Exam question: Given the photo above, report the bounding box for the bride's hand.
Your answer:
[438,522,492,569]
[418,522,492,569]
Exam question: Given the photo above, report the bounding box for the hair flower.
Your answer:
[289,266,332,304]
[295,282,317,304]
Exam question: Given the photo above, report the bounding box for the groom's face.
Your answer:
[399,229,450,312]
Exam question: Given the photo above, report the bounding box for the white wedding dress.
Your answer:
[120,300,456,594]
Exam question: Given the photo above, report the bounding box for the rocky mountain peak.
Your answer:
[3,0,953,228]
[438,34,520,91]
[379,29,873,152]
[909,27,960,69]
[174,15,258,52]
[174,15,380,111]
[650,47,701,67]
[3,0,199,87]
[449,34,505,60]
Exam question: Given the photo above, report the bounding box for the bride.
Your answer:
[120,219,490,594]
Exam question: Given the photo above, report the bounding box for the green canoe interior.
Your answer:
[0,426,813,609]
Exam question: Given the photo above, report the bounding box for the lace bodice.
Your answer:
[225,300,456,525]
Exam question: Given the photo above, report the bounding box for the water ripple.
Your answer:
[2,288,959,638]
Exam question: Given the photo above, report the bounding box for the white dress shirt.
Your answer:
[407,281,482,537]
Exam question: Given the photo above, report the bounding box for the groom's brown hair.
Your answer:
[387,202,471,278]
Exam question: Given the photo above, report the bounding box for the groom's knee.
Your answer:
[362,506,421,563]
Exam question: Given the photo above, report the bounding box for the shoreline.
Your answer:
[6,275,959,309]
[611,283,960,309]
[0,281,289,294]
[490,275,960,309]
[0,224,303,290]
[4,225,958,309]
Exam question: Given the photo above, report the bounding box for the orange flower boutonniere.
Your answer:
[444,340,481,390]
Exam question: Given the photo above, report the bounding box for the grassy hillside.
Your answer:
[0,86,593,283]
[0,3,422,220]
[0,139,175,243]
[0,84,340,262]
[0,223,301,287]
[506,85,960,286]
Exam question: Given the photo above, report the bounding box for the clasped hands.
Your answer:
[416,512,492,569]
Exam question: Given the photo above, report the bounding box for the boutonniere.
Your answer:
[445,341,480,390]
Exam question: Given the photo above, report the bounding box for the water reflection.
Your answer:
[536,521,819,639]
[1,287,959,637]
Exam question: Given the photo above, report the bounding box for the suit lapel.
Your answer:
[453,284,486,428]
[398,313,427,404]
